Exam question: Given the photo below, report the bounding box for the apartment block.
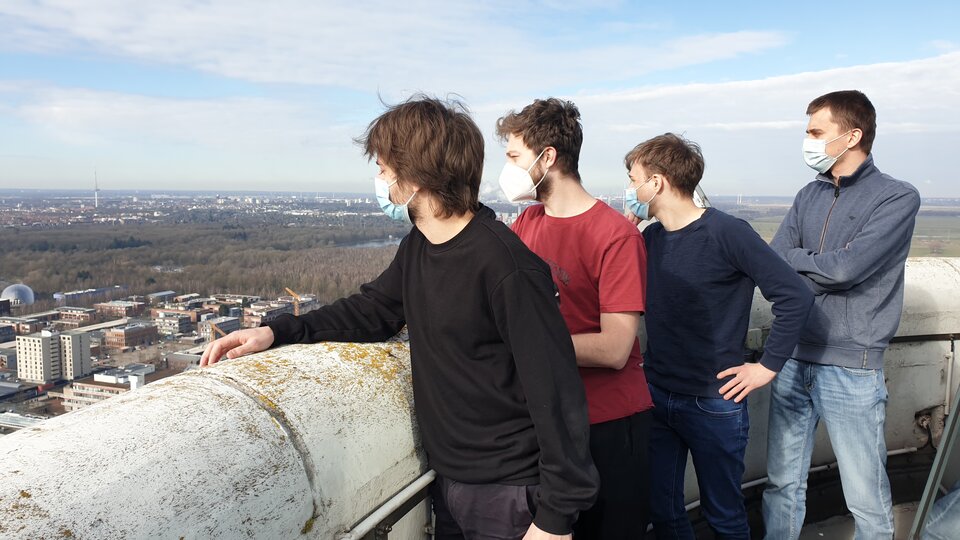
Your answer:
[93,300,146,318]
[15,331,92,384]
[154,314,192,336]
[103,324,158,351]
[199,316,241,342]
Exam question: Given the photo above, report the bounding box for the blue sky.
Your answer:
[1,1,958,197]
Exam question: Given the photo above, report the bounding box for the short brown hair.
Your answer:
[356,95,483,219]
[623,133,704,198]
[807,90,876,154]
[495,98,583,181]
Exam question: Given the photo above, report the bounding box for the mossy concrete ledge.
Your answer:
[0,340,427,539]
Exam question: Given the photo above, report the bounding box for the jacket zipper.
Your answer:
[817,183,841,253]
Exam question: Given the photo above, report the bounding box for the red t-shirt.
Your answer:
[512,200,653,424]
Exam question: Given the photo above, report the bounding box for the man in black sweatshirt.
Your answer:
[200,96,599,540]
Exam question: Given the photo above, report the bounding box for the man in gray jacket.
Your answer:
[762,90,921,540]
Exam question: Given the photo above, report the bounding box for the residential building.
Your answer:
[0,349,15,370]
[59,332,92,381]
[93,300,146,318]
[0,324,15,343]
[15,331,92,384]
[199,316,241,342]
[242,301,293,328]
[56,307,98,328]
[103,324,158,351]
[151,307,214,324]
[146,290,176,305]
[0,317,43,336]
[154,313,192,336]
[52,365,176,412]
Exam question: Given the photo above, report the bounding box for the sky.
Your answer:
[0,1,958,198]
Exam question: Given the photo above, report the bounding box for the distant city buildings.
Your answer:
[55,307,98,329]
[242,301,294,328]
[0,317,42,336]
[93,300,147,319]
[146,290,176,305]
[15,330,92,384]
[0,324,14,344]
[152,306,214,324]
[154,313,192,336]
[54,286,126,305]
[52,364,177,412]
[0,349,16,371]
[0,299,10,317]
[103,323,158,351]
[199,316,241,342]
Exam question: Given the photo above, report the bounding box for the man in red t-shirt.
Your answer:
[496,98,652,539]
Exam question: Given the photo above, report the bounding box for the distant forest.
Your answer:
[0,218,409,311]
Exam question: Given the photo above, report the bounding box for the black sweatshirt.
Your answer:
[266,206,599,534]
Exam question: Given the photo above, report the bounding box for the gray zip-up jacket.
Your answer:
[771,155,920,369]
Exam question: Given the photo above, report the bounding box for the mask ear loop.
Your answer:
[528,148,549,193]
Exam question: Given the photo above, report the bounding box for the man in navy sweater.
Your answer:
[623,133,813,539]
[763,90,920,540]
[201,96,599,540]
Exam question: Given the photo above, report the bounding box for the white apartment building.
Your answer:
[16,331,91,384]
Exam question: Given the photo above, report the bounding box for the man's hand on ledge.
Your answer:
[200,327,275,367]
[522,523,571,540]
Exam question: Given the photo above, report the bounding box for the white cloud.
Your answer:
[929,40,959,52]
[0,1,786,95]
[480,52,960,196]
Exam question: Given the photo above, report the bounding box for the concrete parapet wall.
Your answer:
[0,340,426,539]
[1,258,958,535]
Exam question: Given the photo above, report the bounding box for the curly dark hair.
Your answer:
[495,98,583,182]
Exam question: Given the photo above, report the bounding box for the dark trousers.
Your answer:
[431,475,537,540]
[573,410,652,540]
[648,383,750,540]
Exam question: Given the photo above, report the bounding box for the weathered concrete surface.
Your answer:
[0,339,426,539]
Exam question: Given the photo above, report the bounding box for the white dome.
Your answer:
[1,284,35,306]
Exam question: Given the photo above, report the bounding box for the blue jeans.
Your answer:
[922,480,960,540]
[762,359,893,540]
[648,383,750,540]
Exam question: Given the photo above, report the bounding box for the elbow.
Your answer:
[607,347,632,370]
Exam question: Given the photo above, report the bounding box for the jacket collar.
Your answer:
[816,154,876,188]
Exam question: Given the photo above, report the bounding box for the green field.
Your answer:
[748,215,960,257]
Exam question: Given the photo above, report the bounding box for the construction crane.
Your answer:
[284,287,303,316]
[209,321,227,341]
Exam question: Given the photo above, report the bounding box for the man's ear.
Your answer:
[847,128,863,149]
[542,146,558,169]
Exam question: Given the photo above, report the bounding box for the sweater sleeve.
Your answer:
[770,191,803,258]
[265,247,405,345]
[490,268,599,534]
[720,219,814,372]
[785,187,920,291]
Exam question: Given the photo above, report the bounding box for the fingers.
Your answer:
[200,333,243,367]
[723,380,750,402]
[717,366,741,379]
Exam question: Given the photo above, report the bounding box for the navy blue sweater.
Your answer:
[643,208,813,397]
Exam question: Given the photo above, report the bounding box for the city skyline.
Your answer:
[1,2,959,196]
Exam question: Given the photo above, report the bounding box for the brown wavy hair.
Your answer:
[624,133,704,198]
[356,95,483,219]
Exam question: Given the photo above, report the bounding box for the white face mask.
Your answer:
[497,149,548,203]
[802,130,851,174]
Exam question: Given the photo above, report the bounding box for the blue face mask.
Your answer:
[374,176,416,224]
[624,177,656,220]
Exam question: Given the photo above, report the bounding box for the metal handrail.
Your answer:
[337,469,437,540]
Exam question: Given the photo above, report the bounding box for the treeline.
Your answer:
[0,219,408,307]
